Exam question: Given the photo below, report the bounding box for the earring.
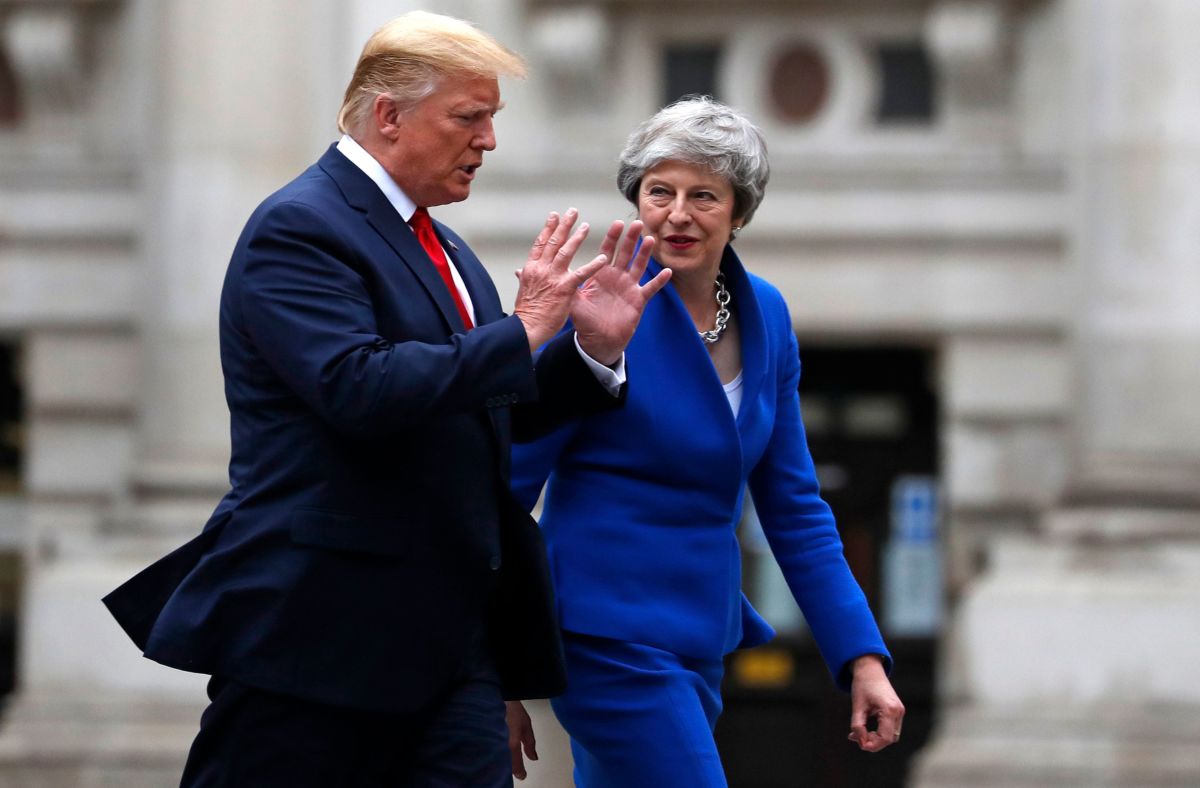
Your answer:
[730,226,742,239]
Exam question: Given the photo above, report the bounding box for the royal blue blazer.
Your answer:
[513,247,889,689]
[104,145,623,713]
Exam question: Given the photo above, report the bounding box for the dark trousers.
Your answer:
[180,659,510,787]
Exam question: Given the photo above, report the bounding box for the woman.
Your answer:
[507,97,904,786]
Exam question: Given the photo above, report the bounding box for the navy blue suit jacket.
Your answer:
[104,145,622,713]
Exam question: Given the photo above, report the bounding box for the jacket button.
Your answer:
[489,555,502,571]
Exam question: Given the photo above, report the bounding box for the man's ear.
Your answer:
[373,94,403,141]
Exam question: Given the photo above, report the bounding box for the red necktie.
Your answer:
[410,207,473,329]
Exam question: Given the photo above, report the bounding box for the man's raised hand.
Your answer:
[513,209,610,352]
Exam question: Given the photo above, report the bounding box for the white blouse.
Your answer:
[723,369,744,416]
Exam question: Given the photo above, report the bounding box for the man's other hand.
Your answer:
[505,700,538,780]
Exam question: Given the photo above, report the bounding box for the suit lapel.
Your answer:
[637,250,770,471]
[720,247,767,438]
[641,258,745,478]
[436,221,503,326]
[425,218,512,448]
[318,145,466,334]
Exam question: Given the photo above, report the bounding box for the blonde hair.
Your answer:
[337,11,527,136]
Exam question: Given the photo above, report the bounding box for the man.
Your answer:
[103,11,669,786]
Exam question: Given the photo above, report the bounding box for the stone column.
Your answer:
[0,1,346,783]
[1068,0,1200,500]
[122,0,343,635]
[136,0,336,503]
[915,1,1200,784]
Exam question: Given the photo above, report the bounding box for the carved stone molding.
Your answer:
[925,0,1012,110]
[0,0,116,126]
[528,5,609,111]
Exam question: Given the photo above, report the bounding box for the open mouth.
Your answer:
[460,164,480,176]
[664,234,697,247]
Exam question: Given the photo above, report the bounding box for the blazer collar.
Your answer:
[717,246,767,433]
[642,246,768,437]
[317,144,468,333]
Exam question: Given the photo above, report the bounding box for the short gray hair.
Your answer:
[617,96,770,225]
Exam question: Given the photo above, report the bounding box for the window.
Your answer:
[0,47,19,127]
[662,43,722,106]
[768,43,830,124]
[875,42,936,124]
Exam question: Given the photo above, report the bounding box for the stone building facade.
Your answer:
[0,0,1195,785]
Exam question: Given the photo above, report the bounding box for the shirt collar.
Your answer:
[336,134,417,222]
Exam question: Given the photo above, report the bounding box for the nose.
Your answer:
[474,117,497,151]
[667,196,691,226]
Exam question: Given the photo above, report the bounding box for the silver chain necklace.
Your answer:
[698,273,731,345]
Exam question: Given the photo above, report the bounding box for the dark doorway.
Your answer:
[0,342,19,492]
[719,345,940,787]
[0,341,23,698]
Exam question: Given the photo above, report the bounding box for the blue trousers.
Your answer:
[552,632,728,788]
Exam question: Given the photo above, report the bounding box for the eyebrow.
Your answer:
[643,177,724,189]
[457,101,506,115]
